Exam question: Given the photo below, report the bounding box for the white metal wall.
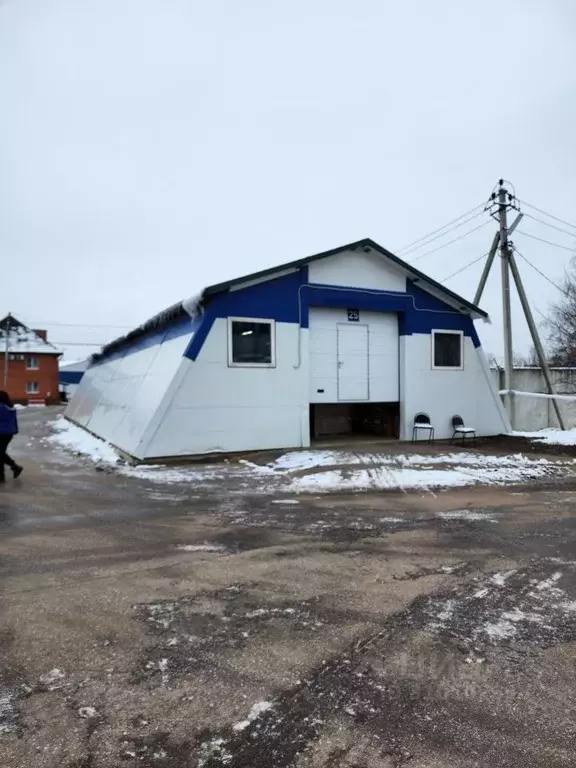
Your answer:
[144,319,310,458]
[65,332,191,458]
[400,334,509,440]
[309,307,399,403]
[308,248,406,291]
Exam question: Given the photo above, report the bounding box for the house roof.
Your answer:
[203,238,488,318]
[94,238,487,361]
[0,315,61,356]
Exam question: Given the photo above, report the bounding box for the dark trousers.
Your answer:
[0,434,17,478]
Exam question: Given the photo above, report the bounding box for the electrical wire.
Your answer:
[440,252,488,283]
[517,199,576,232]
[515,230,575,254]
[409,219,493,263]
[400,209,487,256]
[52,341,106,347]
[514,248,570,298]
[397,202,486,254]
[522,212,576,240]
[28,321,133,330]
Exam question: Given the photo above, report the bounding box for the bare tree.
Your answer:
[513,348,539,367]
[545,259,576,366]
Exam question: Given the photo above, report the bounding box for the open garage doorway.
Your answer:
[310,402,400,441]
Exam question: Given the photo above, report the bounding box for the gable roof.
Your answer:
[94,238,487,361]
[203,238,487,318]
[0,315,61,356]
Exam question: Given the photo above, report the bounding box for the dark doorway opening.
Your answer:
[310,402,400,440]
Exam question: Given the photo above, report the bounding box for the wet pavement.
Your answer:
[1,408,576,766]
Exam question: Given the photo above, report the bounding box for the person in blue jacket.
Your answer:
[0,391,23,482]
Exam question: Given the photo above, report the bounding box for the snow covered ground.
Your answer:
[46,417,121,464]
[512,428,576,446]
[43,417,576,494]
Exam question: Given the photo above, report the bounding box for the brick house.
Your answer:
[0,314,61,405]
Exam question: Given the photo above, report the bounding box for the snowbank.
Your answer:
[47,418,121,464]
[46,419,575,493]
[512,428,576,446]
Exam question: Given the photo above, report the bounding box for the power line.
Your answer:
[515,230,575,254]
[397,202,486,254]
[514,248,569,298]
[409,219,493,263]
[440,252,488,283]
[28,321,133,330]
[400,209,487,256]
[517,199,576,232]
[523,212,576,240]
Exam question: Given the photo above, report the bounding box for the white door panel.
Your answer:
[337,324,369,400]
[309,307,399,403]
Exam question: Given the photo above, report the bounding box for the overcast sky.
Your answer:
[1,0,575,362]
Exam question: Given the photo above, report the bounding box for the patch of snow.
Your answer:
[438,509,497,522]
[0,687,16,735]
[182,292,203,318]
[481,619,517,641]
[379,517,405,523]
[78,706,98,719]
[233,700,273,731]
[512,428,576,446]
[39,668,65,690]
[491,570,516,586]
[177,544,225,553]
[500,608,544,624]
[534,572,562,591]
[47,418,120,465]
[271,499,300,505]
[198,737,232,767]
[433,599,456,627]
[245,608,269,619]
[474,588,490,599]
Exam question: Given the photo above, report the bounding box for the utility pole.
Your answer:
[474,180,565,430]
[497,182,515,428]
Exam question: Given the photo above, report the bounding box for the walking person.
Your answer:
[0,391,23,483]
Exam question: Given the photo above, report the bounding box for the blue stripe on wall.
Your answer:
[59,371,84,384]
[184,268,308,361]
[93,266,481,366]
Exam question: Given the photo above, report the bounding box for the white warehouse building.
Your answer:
[66,239,509,461]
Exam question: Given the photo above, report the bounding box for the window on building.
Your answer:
[228,318,275,367]
[432,331,463,370]
[26,356,39,370]
[26,381,39,395]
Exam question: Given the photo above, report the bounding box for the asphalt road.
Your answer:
[1,408,576,767]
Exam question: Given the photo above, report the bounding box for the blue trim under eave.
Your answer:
[91,315,195,366]
[184,274,481,361]
[184,268,308,361]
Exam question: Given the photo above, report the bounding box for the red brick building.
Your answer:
[0,314,61,405]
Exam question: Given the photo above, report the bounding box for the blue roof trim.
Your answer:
[91,316,194,366]
[93,238,485,364]
[184,268,308,361]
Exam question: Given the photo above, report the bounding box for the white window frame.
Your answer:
[431,329,464,371]
[26,381,40,394]
[227,317,276,368]
[26,356,39,370]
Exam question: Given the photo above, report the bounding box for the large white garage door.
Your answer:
[310,307,399,403]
